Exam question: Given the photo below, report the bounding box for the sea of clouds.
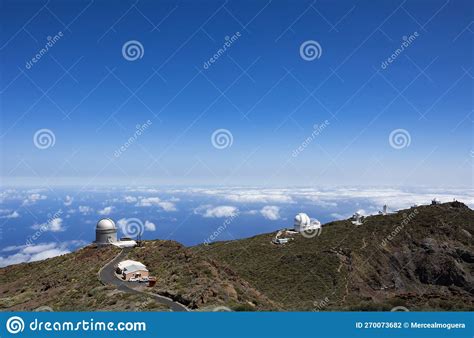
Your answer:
[0,186,472,267]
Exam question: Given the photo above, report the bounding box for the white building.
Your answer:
[351,212,363,226]
[95,218,117,245]
[95,218,137,247]
[294,213,321,233]
[117,260,149,281]
[117,260,146,271]
[273,237,290,245]
[113,239,137,248]
[378,204,389,216]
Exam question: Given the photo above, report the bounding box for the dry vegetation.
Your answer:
[1,201,472,311]
[0,245,168,311]
[193,202,474,311]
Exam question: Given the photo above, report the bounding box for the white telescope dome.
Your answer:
[294,213,311,232]
[294,213,311,226]
[294,213,321,233]
[96,218,116,230]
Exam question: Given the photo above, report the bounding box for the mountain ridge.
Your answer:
[1,201,472,311]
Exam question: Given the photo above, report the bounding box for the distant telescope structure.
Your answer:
[294,213,321,232]
[95,218,118,245]
[351,212,363,226]
[379,204,388,216]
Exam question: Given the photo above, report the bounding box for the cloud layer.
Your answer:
[194,205,239,218]
[0,241,85,268]
[260,206,281,220]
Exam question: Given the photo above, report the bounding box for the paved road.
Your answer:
[98,248,189,312]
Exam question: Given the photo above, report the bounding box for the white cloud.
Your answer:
[156,201,177,211]
[29,249,70,262]
[0,253,30,267]
[31,217,65,232]
[137,197,161,206]
[64,195,73,206]
[226,193,293,204]
[98,206,114,215]
[260,206,280,220]
[144,220,156,231]
[178,188,295,204]
[194,205,239,218]
[124,196,137,203]
[22,193,47,205]
[2,244,27,253]
[330,213,346,220]
[22,243,58,254]
[49,218,64,232]
[0,241,85,267]
[293,187,474,210]
[136,197,177,211]
[169,187,474,209]
[78,205,93,214]
[0,211,20,219]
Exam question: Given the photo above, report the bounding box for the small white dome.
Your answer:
[96,218,116,230]
[294,213,311,227]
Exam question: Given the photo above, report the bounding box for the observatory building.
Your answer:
[95,218,118,245]
[351,212,363,226]
[294,213,321,232]
[95,218,137,247]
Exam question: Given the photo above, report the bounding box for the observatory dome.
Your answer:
[96,218,116,230]
[294,213,311,231]
[294,213,321,233]
[95,218,117,245]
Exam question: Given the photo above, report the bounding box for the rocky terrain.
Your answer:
[128,240,276,310]
[0,245,169,311]
[0,238,274,311]
[0,201,472,311]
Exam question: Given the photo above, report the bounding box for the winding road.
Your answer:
[98,248,189,312]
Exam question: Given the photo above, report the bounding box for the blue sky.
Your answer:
[0,0,472,187]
